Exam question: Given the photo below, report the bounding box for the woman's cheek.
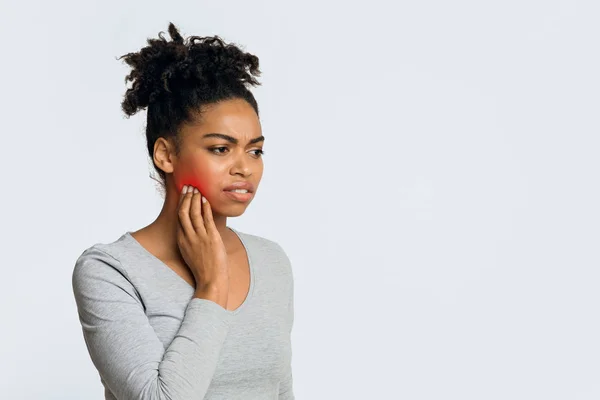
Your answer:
[173,163,212,196]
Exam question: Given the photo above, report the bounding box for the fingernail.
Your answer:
[202,196,206,203]
[194,188,199,194]
[183,185,188,193]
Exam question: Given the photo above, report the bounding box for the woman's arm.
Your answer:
[278,367,294,400]
[72,247,232,400]
[279,263,295,400]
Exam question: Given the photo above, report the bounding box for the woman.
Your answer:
[72,22,294,400]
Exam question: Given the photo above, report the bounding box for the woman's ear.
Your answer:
[153,137,176,175]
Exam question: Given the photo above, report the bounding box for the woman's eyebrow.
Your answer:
[202,133,265,145]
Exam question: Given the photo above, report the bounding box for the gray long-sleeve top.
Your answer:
[71,227,294,400]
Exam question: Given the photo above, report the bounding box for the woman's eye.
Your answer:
[211,147,228,154]
[210,147,265,158]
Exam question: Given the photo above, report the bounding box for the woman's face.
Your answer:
[171,98,264,216]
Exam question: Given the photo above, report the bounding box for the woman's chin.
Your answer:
[212,202,251,218]
[226,209,246,217]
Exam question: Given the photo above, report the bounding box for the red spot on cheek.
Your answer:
[175,171,209,195]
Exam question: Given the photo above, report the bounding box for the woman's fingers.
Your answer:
[190,187,207,236]
[201,191,216,236]
[178,185,187,206]
[177,185,195,238]
[178,184,216,241]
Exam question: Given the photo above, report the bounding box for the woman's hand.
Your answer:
[177,185,229,302]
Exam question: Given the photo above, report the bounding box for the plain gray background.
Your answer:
[1,0,598,399]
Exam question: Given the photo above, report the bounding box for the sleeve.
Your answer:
[71,247,232,400]
[278,256,295,400]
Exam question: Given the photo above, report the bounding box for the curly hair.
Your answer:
[118,22,262,195]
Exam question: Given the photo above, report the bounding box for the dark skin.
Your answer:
[130,98,264,305]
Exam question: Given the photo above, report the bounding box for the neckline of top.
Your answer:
[121,226,255,315]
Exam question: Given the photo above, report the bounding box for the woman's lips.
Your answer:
[223,190,253,202]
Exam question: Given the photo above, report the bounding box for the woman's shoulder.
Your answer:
[71,233,146,317]
[233,228,289,256]
[71,233,136,290]
[233,228,293,274]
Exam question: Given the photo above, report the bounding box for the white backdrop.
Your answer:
[1,1,598,399]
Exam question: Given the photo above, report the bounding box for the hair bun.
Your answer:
[119,22,261,117]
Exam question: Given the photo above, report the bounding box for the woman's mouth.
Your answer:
[223,189,253,202]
